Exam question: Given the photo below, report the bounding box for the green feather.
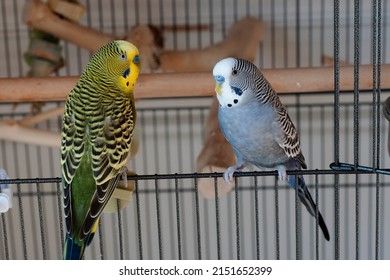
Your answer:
[70,142,96,242]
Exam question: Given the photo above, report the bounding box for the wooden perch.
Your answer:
[1,64,390,103]
[159,17,264,72]
[321,55,351,67]
[104,170,136,213]
[18,106,64,127]
[0,107,63,147]
[0,120,60,147]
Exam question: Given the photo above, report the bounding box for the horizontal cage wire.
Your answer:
[0,0,389,260]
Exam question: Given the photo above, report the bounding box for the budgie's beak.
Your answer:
[215,83,222,96]
[214,75,225,96]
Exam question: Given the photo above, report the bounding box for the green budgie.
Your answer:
[61,40,141,259]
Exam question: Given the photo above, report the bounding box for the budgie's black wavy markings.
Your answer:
[61,40,141,259]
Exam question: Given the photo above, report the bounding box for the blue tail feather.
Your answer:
[288,174,330,241]
[63,235,85,260]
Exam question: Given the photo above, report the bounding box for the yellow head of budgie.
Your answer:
[83,40,141,97]
[112,40,141,94]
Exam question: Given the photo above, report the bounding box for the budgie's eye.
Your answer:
[232,69,238,75]
[133,55,140,64]
[214,75,225,83]
[119,53,127,60]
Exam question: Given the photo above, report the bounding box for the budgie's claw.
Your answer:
[223,167,235,183]
[223,163,246,183]
[277,165,288,182]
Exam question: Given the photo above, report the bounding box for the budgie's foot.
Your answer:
[277,165,288,182]
[223,163,246,183]
[121,167,128,188]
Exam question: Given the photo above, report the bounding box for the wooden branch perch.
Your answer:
[0,107,62,148]
[104,170,136,213]
[159,17,264,72]
[1,64,389,103]
[0,120,60,147]
[321,55,351,67]
[0,64,387,159]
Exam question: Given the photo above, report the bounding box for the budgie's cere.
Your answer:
[213,57,330,241]
[61,40,141,259]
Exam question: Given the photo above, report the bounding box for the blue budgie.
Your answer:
[213,57,330,241]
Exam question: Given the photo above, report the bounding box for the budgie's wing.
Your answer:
[79,106,134,241]
[273,100,307,169]
[61,98,134,241]
[80,172,123,241]
[61,98,86,235]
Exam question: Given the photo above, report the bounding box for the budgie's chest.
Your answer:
[218,102,289,168]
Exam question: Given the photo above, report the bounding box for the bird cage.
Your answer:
[0,0,389,260]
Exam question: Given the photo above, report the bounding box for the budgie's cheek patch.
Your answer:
[217,83,244,108]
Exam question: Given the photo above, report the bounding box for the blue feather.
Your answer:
[63,234,85,260]
[231,86,243,96]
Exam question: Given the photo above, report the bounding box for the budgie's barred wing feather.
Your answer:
[80,172,122,240]
[274,102,307,169]
[61,94,135,241]
[82,100,136,240]
[61,97,85,235]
